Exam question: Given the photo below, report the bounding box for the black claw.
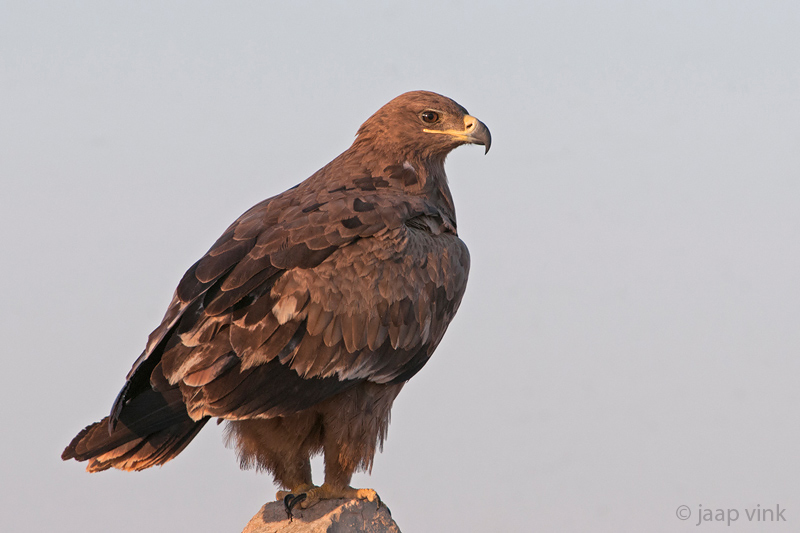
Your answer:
[290,493,307,508]
[283,493,307,521]
[283,494,295,521]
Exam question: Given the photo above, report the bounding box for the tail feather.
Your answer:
[63,386,209,472]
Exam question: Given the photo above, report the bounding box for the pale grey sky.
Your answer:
[1,1,799,532]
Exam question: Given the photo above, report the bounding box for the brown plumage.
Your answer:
[62,90,490,505]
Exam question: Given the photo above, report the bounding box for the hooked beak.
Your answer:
[423,114,492,154]
[462,115,491,154]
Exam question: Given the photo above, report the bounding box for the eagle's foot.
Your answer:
[277,484,318,521]
[296,483,381,510]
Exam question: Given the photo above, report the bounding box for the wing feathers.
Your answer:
[195,237,256,284]
[111,181,469,427]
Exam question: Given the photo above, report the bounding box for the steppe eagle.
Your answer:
[62,90,490,512]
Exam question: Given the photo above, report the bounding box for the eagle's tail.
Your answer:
[62,386,209,472]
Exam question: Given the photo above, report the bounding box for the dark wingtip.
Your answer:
[61,445,75,461]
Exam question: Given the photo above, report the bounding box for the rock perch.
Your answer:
[241,498,401,533]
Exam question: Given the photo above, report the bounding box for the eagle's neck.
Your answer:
[418,156,457,229]
[380,153,458,230]
[315,144,458,229]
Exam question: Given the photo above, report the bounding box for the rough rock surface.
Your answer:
[241,498,402,533]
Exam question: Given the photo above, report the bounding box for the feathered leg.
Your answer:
[226,415,321,494]
[287,382,404,512]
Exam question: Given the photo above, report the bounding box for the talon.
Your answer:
[283,494,295,521]
[289,493,307,510]
[282,492,307,520]
[278,483,318,520]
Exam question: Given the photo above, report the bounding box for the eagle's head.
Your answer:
[355,90,491,160]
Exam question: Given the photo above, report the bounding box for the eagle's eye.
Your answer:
[420,111,440,124]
